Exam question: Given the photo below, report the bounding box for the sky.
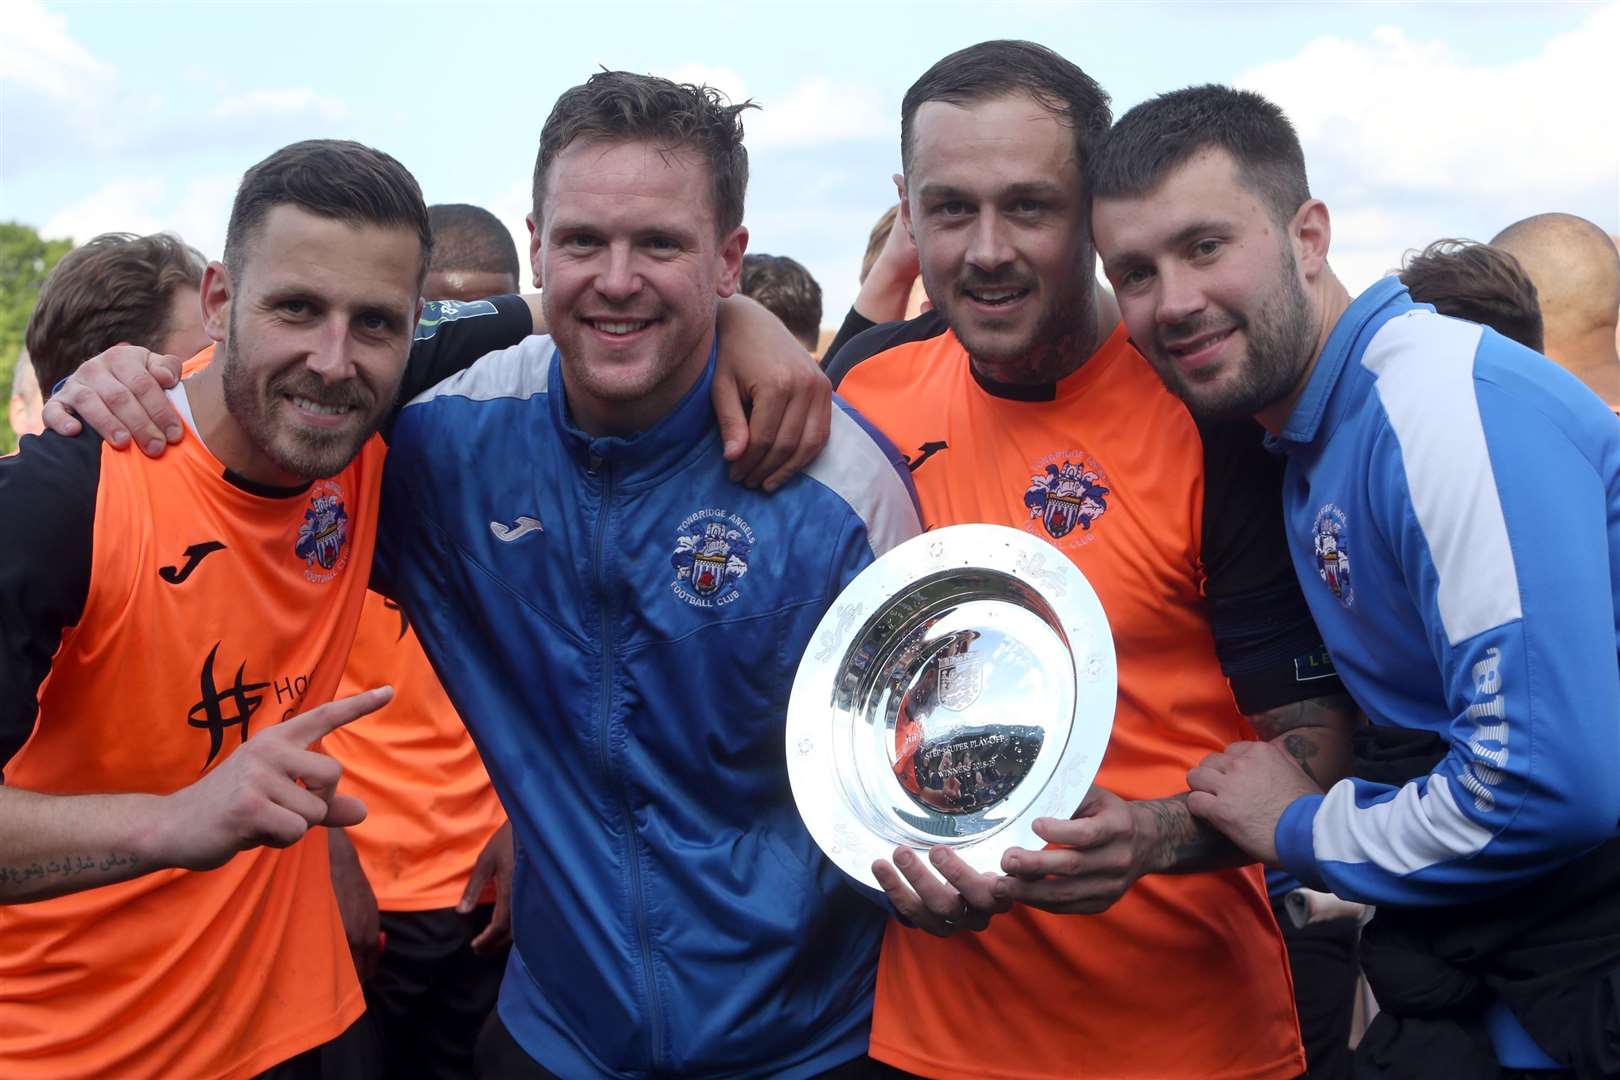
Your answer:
[2,0,1616,324]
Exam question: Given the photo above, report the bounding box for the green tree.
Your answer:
[0,222,75,452]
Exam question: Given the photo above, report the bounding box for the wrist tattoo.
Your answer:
[1282,733,1324,785]
[1145,795,1244,874]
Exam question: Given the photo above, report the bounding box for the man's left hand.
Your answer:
[1187,741,1323,865]
[995,786,1152,915]
[713,295,831,491]
[872,845,1011,937]
[459,820,513,955]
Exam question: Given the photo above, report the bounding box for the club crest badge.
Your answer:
[1023,452,1111,546]
[296,480,351,583]
[1312,503,1352,607]
[671,509,755,608]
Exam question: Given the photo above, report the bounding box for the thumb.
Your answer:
[322,793,368,828]
[281,686,394,748]
[459,847,494,913]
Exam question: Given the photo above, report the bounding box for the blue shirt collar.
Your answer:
[548,332,720,479]
[1273,275,1412,451]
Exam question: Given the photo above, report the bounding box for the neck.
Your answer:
[184,358,304,487]
[1254,269,1352,434]
[1547,335,1620,406]
[565,327,714,438]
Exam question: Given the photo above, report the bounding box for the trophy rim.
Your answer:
[786,522,1118,888]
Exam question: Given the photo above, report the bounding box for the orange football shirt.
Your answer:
[838,322,1305,1080]
[327,589,505,909]
[0,351,379,1080]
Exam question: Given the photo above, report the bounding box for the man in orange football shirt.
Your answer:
[826,41,1357,1080]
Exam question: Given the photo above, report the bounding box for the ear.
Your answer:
[896,172,914,239]
[1292,198,1332,280]
[714,225,749,298]
[525,212,543,290]
[200,261,232,343]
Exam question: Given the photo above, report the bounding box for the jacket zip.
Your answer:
[590,456,664,1070]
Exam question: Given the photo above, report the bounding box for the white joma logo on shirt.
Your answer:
[490,516,544,542]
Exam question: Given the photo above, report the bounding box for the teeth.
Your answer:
[972,289,1024,302]
[290,395,351,416]
[595,320,650,335]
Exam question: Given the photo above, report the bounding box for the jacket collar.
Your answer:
[1273,275,1412,452]
[548,332,719,481]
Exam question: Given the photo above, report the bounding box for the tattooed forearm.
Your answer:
[1248,693,1356,741]
[0,853,140,899]
[1141,794,1250,874]
[1248,693,1358,788]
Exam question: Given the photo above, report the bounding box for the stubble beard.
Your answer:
[937,252,1101,386]
[1154,247,1317,422]
[220,314,387,481]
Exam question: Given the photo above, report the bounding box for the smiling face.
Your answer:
[533,136,746,436]
[1092,147,1319,422]
[902,93,1097,383]
[203,204,422,483]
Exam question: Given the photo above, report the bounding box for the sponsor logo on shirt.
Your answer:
[904,440,949,472]
[671,508,754,608]
[1022,451,1111,547]
[413,298,499,341]
[186,643,318,770]
[295,480,351,583]
[1311,504,1352,607]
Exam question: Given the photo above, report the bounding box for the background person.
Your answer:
[1491,212,1620,409]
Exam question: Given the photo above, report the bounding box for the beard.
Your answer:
[220,311,391,481]
[1149,244,1316,421]
[929,249,1100,385]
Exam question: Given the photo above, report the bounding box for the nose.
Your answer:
[965,211,1014,275]
[594,241,642,304]
[1155,262,1206,327]
[307,316,358,383]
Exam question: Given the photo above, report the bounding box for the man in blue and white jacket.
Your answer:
[1091,85,1620,1075]
[374,72,920,1079]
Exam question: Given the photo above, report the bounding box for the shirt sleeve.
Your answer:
[389,294,534,425]
[1197,417,1346,714]
[819,308,876,376]
[0,431,101,776]
[1276,373,1620,905]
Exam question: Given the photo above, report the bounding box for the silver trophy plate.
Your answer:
[786,523,1118,888]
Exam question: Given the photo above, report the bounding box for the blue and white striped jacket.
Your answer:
[1272,276,1620,907]
[374,334,921,1078]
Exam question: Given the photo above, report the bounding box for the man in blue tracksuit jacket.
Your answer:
[1090,85,1620,1075]
[373,71,921,1079]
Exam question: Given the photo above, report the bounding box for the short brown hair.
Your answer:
[1400,239,1544,352]
[532,70,755,237]
[24,231,206,393]
[740,254,823,349]
[901,41,1112,174]
[223,139,432,288]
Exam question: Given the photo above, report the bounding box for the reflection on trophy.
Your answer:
[786,524,1118,887]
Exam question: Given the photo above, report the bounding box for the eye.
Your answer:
[564,233,601,251]
[1013,198,1047,214]
[358,312,392,334]
[1117,266,1153,290]
[279,298,311,316]
[1192,238,1222,259]
[645,235,679,253]
[933,200,970,218]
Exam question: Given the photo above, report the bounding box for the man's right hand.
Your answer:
[151,687,391,873]
[42,344,186,456]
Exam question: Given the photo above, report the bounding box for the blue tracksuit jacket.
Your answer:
[374,334,921,1078]
[1272,276,1620,907]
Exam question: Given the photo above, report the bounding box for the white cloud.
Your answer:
[1237,3,1620,293]
[0,0,112,106]
[41,174,237,258]
[656,64,892,149]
